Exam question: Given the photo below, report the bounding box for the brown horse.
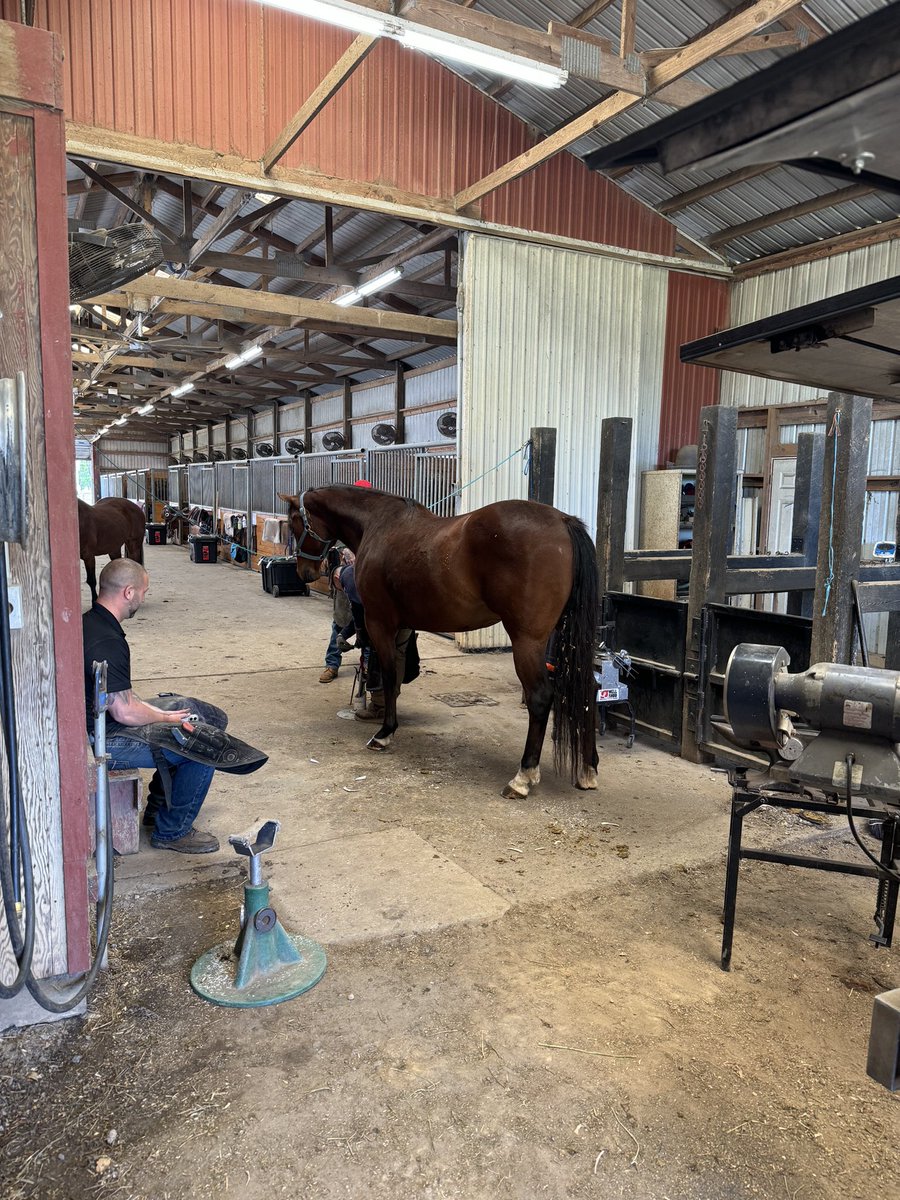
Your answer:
[283,485,599,799]
[78,497,146,602]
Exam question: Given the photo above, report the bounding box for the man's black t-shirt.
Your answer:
[82,604,131,733]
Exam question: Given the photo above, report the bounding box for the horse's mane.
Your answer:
[328,484,428,516]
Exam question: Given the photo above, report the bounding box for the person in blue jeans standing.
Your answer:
[82,558,218,855]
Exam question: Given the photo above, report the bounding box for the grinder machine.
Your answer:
[721,644,900,1090]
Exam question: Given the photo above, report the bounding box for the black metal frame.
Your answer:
[721,780,899,971]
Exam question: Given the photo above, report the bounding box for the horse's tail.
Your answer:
[552,517,599,782]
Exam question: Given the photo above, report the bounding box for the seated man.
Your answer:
[82,558,219,854]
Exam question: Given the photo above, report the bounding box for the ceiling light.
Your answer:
[226,344,263,368]
[113,416,127,425]
[333,266,402,307]
[256,0,388,37]
[136,403,155,415]
[356,267,402,296]
[333,288,363,308]
[254,191,278,203]
[400,28,567,88]
[172,382,194,397]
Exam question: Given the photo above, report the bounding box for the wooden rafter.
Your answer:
[733,216,900,278]
[708,183,874,248]
[453,0,804,210]
[619,0,637,58]
[657,165,772,215]
[71,159,184,244]
[262,35,379,173]
[570,0,618,30]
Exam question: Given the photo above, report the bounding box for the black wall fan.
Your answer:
[372,423,397,446]
[284,437,305,455]
[322,431,346,451]
[255,442,275,457]
[69,225,165,304]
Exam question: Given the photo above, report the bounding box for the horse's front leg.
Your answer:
[84,556,97,604]
[363,625,400,752]
[502,636,553,800]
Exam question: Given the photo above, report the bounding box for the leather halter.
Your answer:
[292,492,335,563]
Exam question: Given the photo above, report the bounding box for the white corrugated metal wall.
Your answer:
[724,244,900,659]
[459,235,667,649]
[722,242,900,408]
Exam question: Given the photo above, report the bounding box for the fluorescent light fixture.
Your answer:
[333,266,402,307]
[254,191,278,203]
[257,0,388,37]
[357,267,402,296]
[136,403,155,415]
[172,382,194,397]
[225,344,263,368]
[113,416,127,425]
[401,28,567,88]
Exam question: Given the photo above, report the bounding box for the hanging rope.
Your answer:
[428,438,531,513]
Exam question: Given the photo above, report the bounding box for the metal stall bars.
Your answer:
[596,398,900,757]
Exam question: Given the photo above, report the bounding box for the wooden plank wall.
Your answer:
[0,20,89,987]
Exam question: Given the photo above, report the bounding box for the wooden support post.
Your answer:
[527,427,557,506]
[225,415,232,461]
[786,430,825,618]
[810,394,872,665]
[595,418,632,596]
[888,499,900,671]
[303,391,312,455]
[272,400,280,454]
[681,405,738,763]
[394,364,406,445]
[245,408,253,569]
[342,379,352,449]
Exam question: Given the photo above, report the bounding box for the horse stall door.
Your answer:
[0,20,91,1016]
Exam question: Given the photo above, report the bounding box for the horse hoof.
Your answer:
[576,768,599,790]
[366,735,391,752]
[502,783,529,800]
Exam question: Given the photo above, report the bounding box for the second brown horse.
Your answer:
[283,485,599,799]
[78,497,146,602]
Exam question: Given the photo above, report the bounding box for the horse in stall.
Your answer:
[282,485,599,799]
[78,497,146,603]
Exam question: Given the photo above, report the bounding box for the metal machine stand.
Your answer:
[191,821,327,1008]
[721,774,899,971]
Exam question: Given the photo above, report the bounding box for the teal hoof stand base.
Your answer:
[190,821,327,1008]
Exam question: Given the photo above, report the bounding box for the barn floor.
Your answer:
[1,544,897,1199]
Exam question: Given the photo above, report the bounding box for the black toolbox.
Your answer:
[259,556,308,597]
[188,535,218,564]
[146,522,167,545]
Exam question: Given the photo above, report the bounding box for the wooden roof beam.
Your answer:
[262,35,379,173]
[454,0,804,210]
[734,217,900,278]
[657,164,773,214]
[708,183,874,249]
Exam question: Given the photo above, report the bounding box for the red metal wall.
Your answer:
[6,0,676,255]
[657,271,730,467]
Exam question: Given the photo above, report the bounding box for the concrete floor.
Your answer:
[103,543,731,927]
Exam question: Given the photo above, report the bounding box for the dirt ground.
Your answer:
[1,545,897,1199]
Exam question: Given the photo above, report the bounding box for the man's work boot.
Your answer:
[354,691,386,722]
[150,827,220,854]
[319,666,339,683]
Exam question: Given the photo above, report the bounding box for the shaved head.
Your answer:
[98,558,148,596]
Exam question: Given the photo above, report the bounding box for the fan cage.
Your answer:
[69,225,165,304]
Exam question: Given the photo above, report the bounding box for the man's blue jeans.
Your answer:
[104,736,215,842]
[324,621,342,670]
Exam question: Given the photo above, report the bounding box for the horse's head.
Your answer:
[279,492,336,581]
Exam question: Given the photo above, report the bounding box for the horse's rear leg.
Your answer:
[502,637,554,800]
